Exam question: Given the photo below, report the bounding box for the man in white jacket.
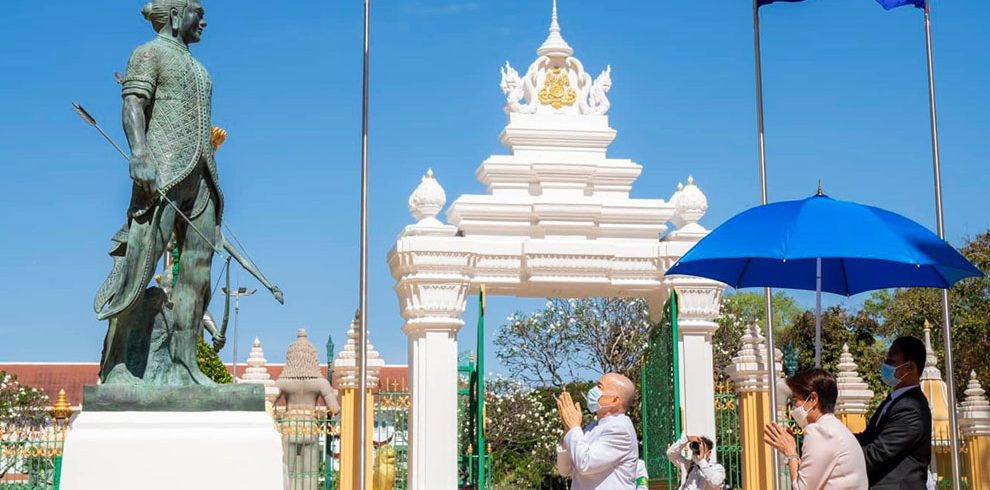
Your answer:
[555,373,639,489]
[666,434,726,490]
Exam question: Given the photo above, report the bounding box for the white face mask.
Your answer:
[790,397,815,429]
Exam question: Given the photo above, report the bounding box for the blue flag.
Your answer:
[875,0,926,9]
[757,0,806,6]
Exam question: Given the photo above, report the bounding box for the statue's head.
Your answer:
[281,328,323,379]
[142,0,207,45]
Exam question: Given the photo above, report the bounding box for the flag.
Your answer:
[758,0,806,6]
[875,0,926,9]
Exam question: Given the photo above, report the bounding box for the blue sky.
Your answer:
[0,1,987,373]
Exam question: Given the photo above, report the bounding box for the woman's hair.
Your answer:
[785,368,837,414]
[142,0,189,32]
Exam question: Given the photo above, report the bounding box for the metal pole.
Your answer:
[233,294,239,381]
[358,0,371,488]
[815,257,822,368]
[753,2,781,488]
[923,5,962,489]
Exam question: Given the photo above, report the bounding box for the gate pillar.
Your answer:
[725,324,784,490]
[334,315,384,490]
[959,371,990,489]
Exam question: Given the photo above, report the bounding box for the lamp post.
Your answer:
[222,286,257,381]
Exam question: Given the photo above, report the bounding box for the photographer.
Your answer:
[665,433,726,490]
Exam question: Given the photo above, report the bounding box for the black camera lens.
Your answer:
[689,441,701,454]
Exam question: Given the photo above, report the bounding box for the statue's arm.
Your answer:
[319,380,340,415]
[120,45,159,193]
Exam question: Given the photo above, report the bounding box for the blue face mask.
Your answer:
[586,386,602,413]
[881,362,908,387]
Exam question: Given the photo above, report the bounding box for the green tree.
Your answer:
[862,231,990,399]
[714,291,801,381]
[0,371,49,428]
[197,338,233,384]
[777,306,887,410]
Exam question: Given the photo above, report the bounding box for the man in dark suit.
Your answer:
[856,336,932,489]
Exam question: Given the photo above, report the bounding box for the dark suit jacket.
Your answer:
[856,386,932,489]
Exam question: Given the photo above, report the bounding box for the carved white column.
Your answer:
[960,371,990,437]
[663,177,724,445]
[390,169,470,490]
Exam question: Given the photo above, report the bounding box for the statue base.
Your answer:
[83,383,265,411]
[60,411,284,490]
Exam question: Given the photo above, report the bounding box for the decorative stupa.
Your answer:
[239,338,279,408]
[835,343,874,431]
[920,321,951,439]
[333,313,385,389]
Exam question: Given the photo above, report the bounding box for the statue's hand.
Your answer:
[271,286,284,305]
[212,333,226,352]
[129,152,158,194]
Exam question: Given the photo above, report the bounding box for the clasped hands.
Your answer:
[763,422,798,457]
[555,391,584,434]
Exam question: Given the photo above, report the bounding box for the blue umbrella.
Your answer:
[666,191,982,365]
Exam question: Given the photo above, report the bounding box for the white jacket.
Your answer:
[556,413,638,489]
[666,434,726,490]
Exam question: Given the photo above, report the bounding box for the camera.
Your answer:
[689,441,701,455]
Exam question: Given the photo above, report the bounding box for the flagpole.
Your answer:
[358,0,371,488]
[753,2,782,489]
[922,4,962,489]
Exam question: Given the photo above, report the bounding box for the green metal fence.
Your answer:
[275,407,338,490]
[931,427,972,490]
[0,426,66,490]
[641,294,681,489]
[373,384,410,490]
[714,382,743,490]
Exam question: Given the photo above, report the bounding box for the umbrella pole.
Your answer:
[753,2,782,488]
[815,258,822,369]
[923,6,962,489]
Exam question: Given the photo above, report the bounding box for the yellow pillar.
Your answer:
[725,324,783,490]
[959,371,990,489]
[339,387,376,490]
[835,344,873,435]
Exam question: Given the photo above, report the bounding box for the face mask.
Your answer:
[881,362,908,387]
[586,386,602,413]
[790,403,810,429]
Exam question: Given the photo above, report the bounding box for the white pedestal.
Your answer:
[60,411,284,490]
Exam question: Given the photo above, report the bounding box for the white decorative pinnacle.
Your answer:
[959,371,990,437]
[672,176,708,228]
[408,168,447,225]
[725,323,784,395]
[537,0,573,58]
[333,314,385,390]
[922,321,943,381]
[835,343,875,416]
[239,338,280,405]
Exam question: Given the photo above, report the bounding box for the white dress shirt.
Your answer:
[556,413,638,490]
[791,413,869,490]
[666,434,726,490]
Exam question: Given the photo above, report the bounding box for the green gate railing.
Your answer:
[373,384,410,490]
[275,407,338,490]
[714,382,743,490]
[641,293,681,489]
[0,426,67,490]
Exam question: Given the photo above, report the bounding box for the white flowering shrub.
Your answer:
[0,371,49,428]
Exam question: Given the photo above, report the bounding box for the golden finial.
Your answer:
[211,127,227,151]
[817,180,824,196]
[50,389,73,422]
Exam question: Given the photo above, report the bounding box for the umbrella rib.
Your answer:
[735,257,755,289]
[840,257,850,296]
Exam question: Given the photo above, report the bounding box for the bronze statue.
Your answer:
[93,0,281,388]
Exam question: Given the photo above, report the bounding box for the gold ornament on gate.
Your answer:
[538,67,577,109]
